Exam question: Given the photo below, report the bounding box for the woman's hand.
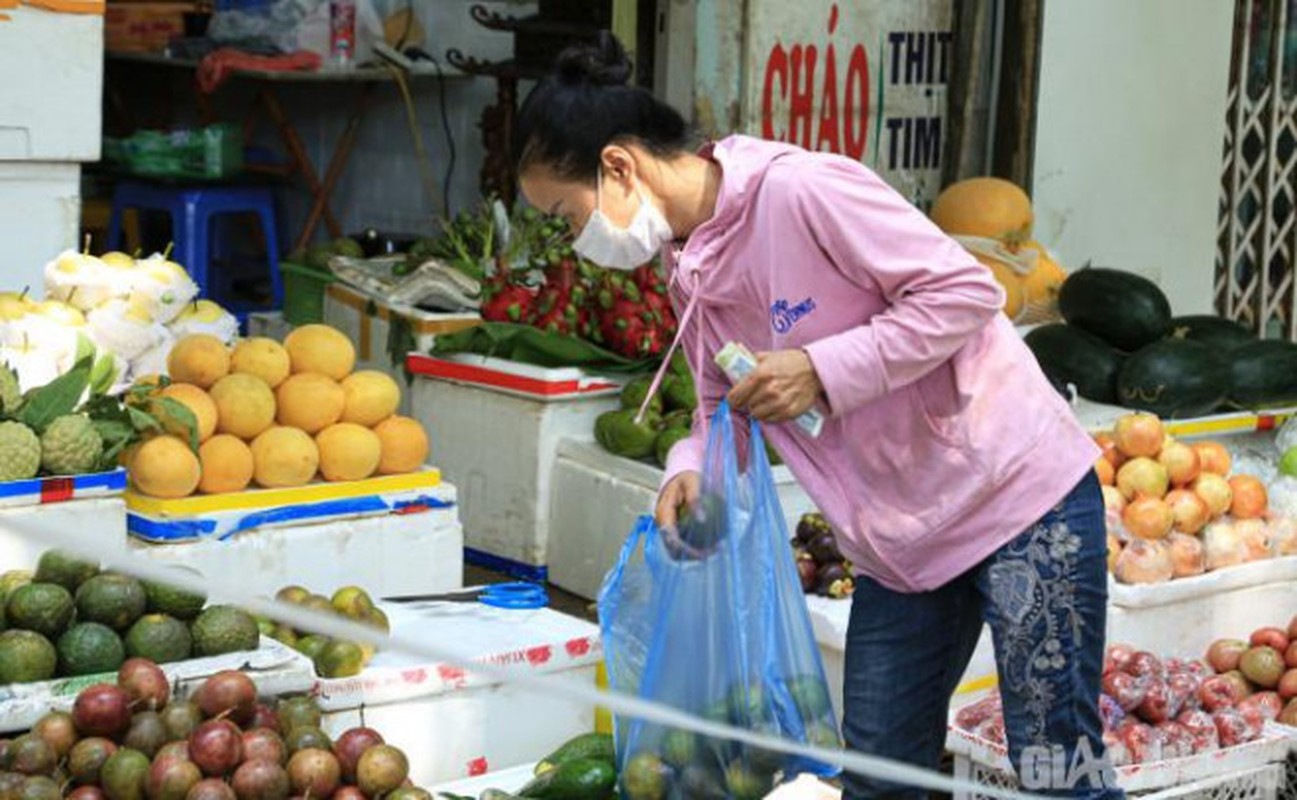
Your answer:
[727,349,824,422]
[655,470,701,531]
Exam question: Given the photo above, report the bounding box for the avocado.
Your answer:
[594,409,659,460]
[74,575,147,632]
[620,377,662,415]
[534,733,615,774]
[142,574,206,620]
[518,758,616,799]
[662,373,697,413]
[34,550,99,593]
[56,622,125,676]
[6,583,74,640]
[785,674,833,720]
[124,614,193,664]
[189,605,259,657]
[0,629,57,683]
[0,570,32,607]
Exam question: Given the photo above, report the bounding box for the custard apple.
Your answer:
[0,366,18,415]
[40,414,103,476]
[0,422,40,482]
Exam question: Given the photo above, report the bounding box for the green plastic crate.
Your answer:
[280,260,337,325]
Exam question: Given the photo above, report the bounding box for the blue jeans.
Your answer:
[840,472,1123,799]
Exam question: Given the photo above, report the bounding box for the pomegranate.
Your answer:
[1177,708,1220,754]
[1194,441,1233,476]
[1159,441,1201,487]
[231,759,291,800]
[286,749,341,799]
[1288,615,1297,641]
[1192,473,1233,518]
[1094,431,1127,469]
[1206,639,1247,673]
[1167,532,1205,578]
[1229,475,1269,519]
[1222,670,1255,700]
[242,730,286,766]
[1240,646,1285,689]
[1280,698,1297,727]
[1105,644,1136,674]
[1113,413,1164,459]
[331,728,384,783]
[1154,720,1190,759]
[1117,457,1169,501]
[1135,678,1174,724]
[1285,642,1297,670]
[189,720,244,777]
[1165,489,1211,535]
[117,659,170,712]
[1102,485,1127,513]
[1126,651,1167,679]
[1199,675,1244,711]
[1095,458,1115,486]
[72,684,133,739]
[186,779,238,800]
[1239,690,1284,721]
[1250,627,1290,652]
[147,755,203,800]
[1103,671,1149,711]
[1120,722,1164,764]
[1122,496,1174,539]
[1167,672,1203,713]
[1203,521,1247,571]
[1114,538,1173,584]
[194,671,257,726]
[67,737,117,785]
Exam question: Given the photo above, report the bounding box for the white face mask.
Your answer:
[572,168,674,270]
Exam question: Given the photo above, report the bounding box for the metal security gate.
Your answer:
[1217,0,1297,338]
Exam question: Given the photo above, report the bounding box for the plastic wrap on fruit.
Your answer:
[1136,678,1175,723]
[1101,730,1131,768]
[1269,515,1297,557]
[1212,706,1260,747]
[594,408,660,460]
[168,299,240,345]
[44,250,116,311]
[1102,670,1151,712]
[1267,476,1297,520]
[87,299,168,361]
[1119,721,1165,764]
[1238,692,1281,723]
[129,255,200,324]
[1104,644,1136,674]
[973,716,1006,746]
[1125,651,1166,680]
[1160,721,1196,760]
[1166,672,1202,714]
[1176,709,1220,754]
[955,693,1002,732]
[1098,693,1126,731]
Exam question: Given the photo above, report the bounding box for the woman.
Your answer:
[514,35,1120,800]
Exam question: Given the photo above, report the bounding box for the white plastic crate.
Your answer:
[546,438,819,600]
[407,353,623,577]
[947,724,1291,799]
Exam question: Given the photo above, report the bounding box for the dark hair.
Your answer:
[513,32,690,181]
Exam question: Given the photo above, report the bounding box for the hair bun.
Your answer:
[555,31,633,87]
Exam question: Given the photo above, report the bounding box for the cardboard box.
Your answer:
[105,2,192,52]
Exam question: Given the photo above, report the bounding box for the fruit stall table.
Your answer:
[311,599,602,786]
[546,438,819,601]
[406,353,624,581]
[124,469,463,599]
[0,469,129,569]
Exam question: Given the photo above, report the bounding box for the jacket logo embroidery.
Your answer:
[770,298,817,333]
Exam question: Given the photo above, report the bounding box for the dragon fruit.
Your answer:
[592,272,671,359]
[479,271,537,324]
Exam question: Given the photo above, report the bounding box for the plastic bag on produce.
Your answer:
[599,402,840,798]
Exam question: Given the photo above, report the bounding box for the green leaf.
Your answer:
[91,417,136,471]
[387,314,417,386]
[18,357,92,434]
[127,405,163,434]
[152,397,200,451]
[74,333,96,365]
[430,322,658,374]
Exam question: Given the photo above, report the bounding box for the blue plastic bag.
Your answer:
[598,402,840,799]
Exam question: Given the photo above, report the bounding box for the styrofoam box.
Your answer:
[547,438,819,600]
[127,502,464,599]
[0,637,314,734]
[1107,558,1297,660]
[0,496,129,569]
[313,603,601,786]
[325,284,478,415]
[408,353,623,574]
[805,595,998,722]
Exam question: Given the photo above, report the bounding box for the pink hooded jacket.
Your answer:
[660,136,1100,593]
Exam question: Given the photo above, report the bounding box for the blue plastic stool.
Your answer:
[107,181,284,312]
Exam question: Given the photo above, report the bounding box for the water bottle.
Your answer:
[329,0,356,68]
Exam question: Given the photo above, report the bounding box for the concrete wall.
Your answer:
[1032,0,1234,315]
